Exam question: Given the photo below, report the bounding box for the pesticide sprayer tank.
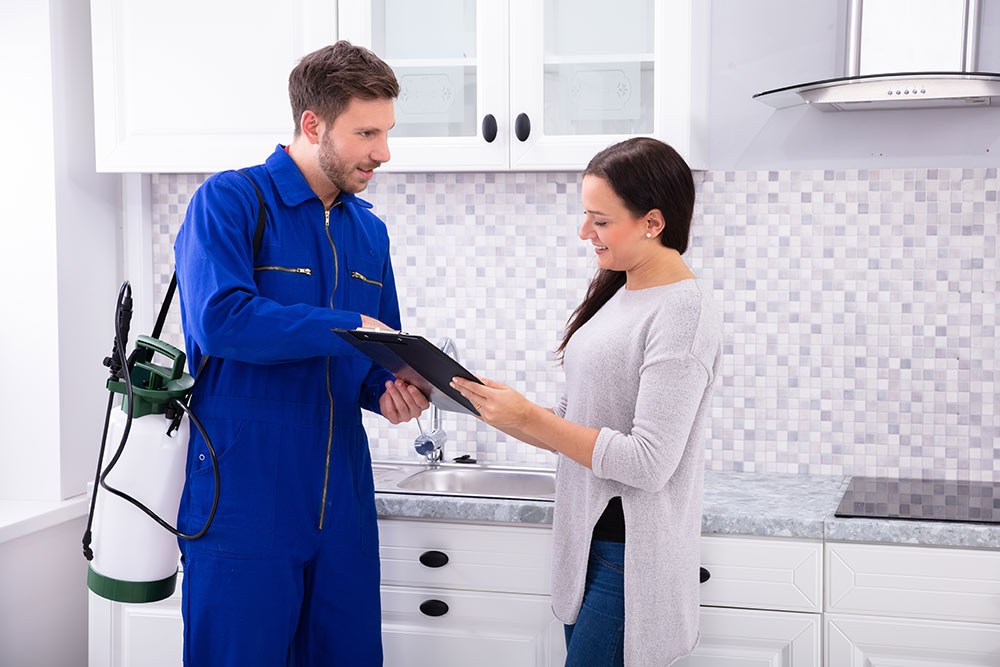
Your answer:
[87,336,194,603]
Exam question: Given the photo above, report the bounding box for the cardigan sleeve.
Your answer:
[590,353,709,492]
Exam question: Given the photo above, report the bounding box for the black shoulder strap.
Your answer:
[151,171,268,390]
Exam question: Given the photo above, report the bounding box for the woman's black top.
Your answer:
[591,496,625,543]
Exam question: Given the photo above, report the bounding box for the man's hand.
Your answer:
[380,379,430,424]
[360,315,392,330]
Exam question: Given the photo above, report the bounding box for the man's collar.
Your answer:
[266,145,373,210]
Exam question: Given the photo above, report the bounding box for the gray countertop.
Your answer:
[375,467,1000,549]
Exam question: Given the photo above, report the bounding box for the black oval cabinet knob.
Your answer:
[482,114,498,143]
[514,113,530,142]
[700,567,711,584]
[419,550,449,568]
[419,599,449,617]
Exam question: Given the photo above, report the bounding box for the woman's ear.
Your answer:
[646,209,666,238]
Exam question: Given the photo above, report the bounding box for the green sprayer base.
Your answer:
[88,564,177,603]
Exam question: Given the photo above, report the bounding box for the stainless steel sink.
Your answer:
[372,461,555,501]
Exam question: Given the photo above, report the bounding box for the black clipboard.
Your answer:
[334,329,482,416]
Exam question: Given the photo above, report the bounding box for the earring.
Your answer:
[646,232,652,238]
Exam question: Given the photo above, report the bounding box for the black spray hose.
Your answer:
[82,283,221,562]
[83,280,132,561]
[82,391,116,561]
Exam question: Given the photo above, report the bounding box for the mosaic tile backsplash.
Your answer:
[151,167,1000,481]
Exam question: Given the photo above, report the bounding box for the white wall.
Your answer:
[0,517,89,667]
[0,2,64,500]
[0,1,120,663]
[51,0,123,499]
[0,0,121,501]
[708,0,1000,169]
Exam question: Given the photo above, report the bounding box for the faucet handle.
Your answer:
[414,428,446,462]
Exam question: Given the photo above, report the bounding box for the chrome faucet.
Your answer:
[413,337,458,464]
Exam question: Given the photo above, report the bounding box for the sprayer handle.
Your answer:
[135,335,186,383]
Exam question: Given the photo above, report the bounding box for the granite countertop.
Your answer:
[375,467,1000,550]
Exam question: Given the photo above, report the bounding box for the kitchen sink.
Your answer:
[372,461,555,501]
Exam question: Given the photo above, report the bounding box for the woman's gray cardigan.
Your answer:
[551,280,721,666]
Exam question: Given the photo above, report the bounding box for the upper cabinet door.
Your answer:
[509,0,709,171]
[90,0,706,172]
[91,0,336,172]
[338,0,509,171]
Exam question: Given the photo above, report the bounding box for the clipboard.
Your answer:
[333,329,483,416]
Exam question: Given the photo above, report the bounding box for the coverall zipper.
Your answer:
[319,203,340,530]
[350,271,382,287]
[254,266,313,275]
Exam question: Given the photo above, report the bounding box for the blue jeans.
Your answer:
[563,540,625,667]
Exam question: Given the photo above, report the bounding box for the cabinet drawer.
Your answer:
[380,585,564,667]
[677,607,821,667]
[378,519,552,595]
[826,542,1000,623]
[699,535,823,613]
[826,613,1000,666]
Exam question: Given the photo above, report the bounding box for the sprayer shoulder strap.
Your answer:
[151,170,269,384]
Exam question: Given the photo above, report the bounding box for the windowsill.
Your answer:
[0,493,90,546]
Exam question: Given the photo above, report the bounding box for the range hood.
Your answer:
[755,0,1000,111]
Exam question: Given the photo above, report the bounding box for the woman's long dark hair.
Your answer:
[557,137,695,359]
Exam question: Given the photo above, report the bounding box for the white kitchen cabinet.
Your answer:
[825,542,1000,665]
[89,573,183,667]
[689,536,823,667]
[381,586,565,667]
[826,614,1000,666]
[87,527,825,666]
[381,521,823,666]
[94,522,1000,667]
[377,518,565,666]
[826,541,1000,623]
[678,607,821,667]
[699,534,823,613]
[89,0,337,172]
[338,0,708,171]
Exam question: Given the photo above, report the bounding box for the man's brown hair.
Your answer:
[288,40,399,135]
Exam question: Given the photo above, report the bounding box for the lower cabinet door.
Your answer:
[826,613,1000,666]
[675,607,821,667]
[381,585,566,667]
[117,597,184,667]
[89,589,184,667]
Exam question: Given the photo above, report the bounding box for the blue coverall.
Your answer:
[173,145,398,666]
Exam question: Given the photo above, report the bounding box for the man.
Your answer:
[173,41,428,665]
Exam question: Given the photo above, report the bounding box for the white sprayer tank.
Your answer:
[88,335,195,603]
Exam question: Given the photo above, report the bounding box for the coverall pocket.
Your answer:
[346,259,383,317]
[190,417,247,474]
[187,419,279,554]
[253,259,317,307]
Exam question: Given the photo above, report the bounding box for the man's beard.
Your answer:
[318,131,379,195]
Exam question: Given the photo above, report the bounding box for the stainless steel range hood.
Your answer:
[754,0,1000,111]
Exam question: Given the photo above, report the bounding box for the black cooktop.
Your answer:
[835,477,1000,525]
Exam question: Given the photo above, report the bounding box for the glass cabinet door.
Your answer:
[541,0,655,138]
[510,0,706,171]
[339,0,508,170]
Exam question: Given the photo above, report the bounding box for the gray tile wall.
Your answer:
[150,167,1000,481]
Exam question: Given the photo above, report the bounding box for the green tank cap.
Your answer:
[108,335,194,418]
[88,564,178,603]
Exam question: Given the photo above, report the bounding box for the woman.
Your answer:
[451,137,721,666]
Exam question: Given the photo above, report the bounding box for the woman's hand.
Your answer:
[450,376,533,430]
[380,379,430,424]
